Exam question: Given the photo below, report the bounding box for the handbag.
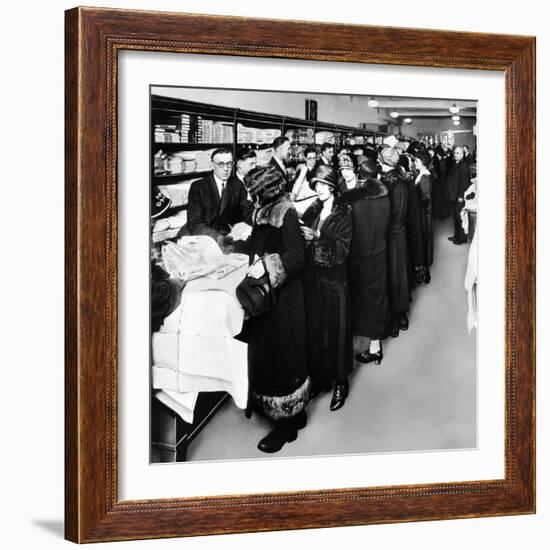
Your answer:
[236,259,276,317]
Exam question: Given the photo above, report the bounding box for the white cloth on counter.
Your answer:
[152,262,249,423]
[154,389,198,424]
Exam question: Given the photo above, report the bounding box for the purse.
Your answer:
[236,259,276,317]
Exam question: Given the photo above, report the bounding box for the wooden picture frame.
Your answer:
[65,6,536,543]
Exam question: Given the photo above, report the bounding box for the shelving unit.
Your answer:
[151,94,383,238]
[150,95,385,461]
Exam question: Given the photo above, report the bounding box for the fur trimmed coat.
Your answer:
[238,195,310,420]
[301,198,353,388]
[342,178,391,339]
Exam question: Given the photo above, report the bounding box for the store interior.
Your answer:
[150,87,478,462]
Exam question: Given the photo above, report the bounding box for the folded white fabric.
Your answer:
[152,285,248,412]
[154,389,198,424]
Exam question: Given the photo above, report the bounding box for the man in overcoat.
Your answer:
[446,145,471,244]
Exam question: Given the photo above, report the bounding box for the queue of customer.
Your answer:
[174,136,476,453]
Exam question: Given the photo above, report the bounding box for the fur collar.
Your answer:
[253,194,294,228]
[301,197,349,227]
[342,179,389,204]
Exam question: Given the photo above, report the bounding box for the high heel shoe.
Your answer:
[355,345,384,365]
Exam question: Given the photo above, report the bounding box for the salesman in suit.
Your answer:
[269,136,291,191]
[182,147,252,241]
[446,145,471,244]
[315,142,335,171]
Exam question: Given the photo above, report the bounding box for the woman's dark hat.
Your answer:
[309,164,339,191]
[357,159,379,180]
[338,154,355,172]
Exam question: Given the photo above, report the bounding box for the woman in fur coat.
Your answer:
[301,165,353,412]
[240,164,310,454]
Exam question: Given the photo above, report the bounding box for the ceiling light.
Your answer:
[452,115,460,121]
[404,118,412,124]
[449,103,460,114]
[390,111,399,118]
[453,120,460,126]
[367,97,379,108]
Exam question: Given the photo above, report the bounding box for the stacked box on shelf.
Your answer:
[180,114,191,143]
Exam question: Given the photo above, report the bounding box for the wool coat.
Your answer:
[341,178,391,339]
[405,170,426,273]
[241,196,310,420]
[431,155,449,219]
[416,173,434,267]
[446,159,471,202]
[301,197,353,389]
[381,168,410,315]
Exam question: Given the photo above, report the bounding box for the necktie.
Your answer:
[220,181,225,200]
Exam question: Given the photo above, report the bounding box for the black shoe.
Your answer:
[294,410,307,430]
[448,236,456,242]
[453,239,467,245]
[330,382,349,411]
[397,313,409,331]
[424,269,431,284]
[257,420,298,453]
[355,346,384,365]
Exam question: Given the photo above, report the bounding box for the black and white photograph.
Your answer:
[149,86,479,463]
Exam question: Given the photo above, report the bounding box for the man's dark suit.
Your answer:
[313,156,333,174]
[180,173,252,240]
[446,159,471,243]
[269,156,291,192]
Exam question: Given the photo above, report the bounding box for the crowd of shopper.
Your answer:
[157,135,477,454]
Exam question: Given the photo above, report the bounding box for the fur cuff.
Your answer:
[253,377,311,420]
[264,253,286,288]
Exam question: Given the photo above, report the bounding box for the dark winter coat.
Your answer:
[447,159,471,202]
[416,173,434,266]
[431,155,449,219]
[241,196,310,420]
[405,170,426,272]
[381,168,410,315]
[341,178,391,338]
[301,198,353,388]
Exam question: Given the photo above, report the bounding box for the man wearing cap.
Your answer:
[182,147,251,242]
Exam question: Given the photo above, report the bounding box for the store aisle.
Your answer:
[186,218,477,461]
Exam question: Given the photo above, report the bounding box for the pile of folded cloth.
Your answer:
[153,236,250,423]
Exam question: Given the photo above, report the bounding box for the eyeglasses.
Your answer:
[213,161,234,169]
[306,156,317,161]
